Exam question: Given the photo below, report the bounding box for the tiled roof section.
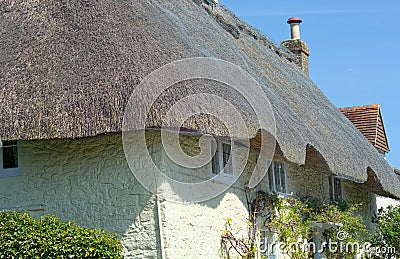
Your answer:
[339,104,390,153]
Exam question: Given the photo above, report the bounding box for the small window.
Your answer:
[268,162,287,194]
[211,140,233,177]
[0,140,20,178]
[329,176,342,201]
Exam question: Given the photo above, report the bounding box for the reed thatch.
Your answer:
[1,0,399,198]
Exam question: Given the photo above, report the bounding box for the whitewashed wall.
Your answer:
[0,133,161,258]
[156,132,259,258]
[0,130,381,258]
[376,196,400,210]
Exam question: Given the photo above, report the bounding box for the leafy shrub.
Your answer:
[220,191,370,259]
[0,211,123,258]
[370,205,400,258]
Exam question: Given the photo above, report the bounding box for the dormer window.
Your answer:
[0,141,20,178]
[329,176,342,201]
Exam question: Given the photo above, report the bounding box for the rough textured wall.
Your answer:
[286,163,331,200]
[343,180,376,229]
[141,131,378,258]
[281,39,310,76]
[0,133,161,259]
[0,130,381,258]
[156,132,259,259]
[376,196,400,210]
[286,163,377,228]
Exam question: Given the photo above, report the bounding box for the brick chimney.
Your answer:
[281,17,310,76]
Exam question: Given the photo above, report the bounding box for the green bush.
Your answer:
[0,211,123,258]
[370,205,400,258]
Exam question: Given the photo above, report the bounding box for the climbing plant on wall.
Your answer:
[220,189,370,259]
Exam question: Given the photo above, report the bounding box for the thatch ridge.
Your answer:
[1,0,399,198]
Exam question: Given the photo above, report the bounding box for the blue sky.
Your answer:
[220,0,400,168]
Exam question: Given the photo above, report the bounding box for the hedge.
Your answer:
[0,211,123,258]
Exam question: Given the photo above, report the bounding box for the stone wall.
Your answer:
[286,163,331,200]
[287,162,376,228]
[343,180,377,228]
[281,39,310,76]
[279,163,376,259]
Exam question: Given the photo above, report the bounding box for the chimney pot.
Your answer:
[287,17,302,40]
[281,17,310,76]
[287,17,303,24]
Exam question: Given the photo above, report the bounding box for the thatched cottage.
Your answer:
[1,0,399,258]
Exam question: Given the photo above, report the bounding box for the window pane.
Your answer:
[222,143,233,175]
[280,165,286,193]
[330,176,342,201]
[334,178,342,200]
[2,141,18,169]
[274,162,281,192]
[222,143,231,165]
[212,145,219,175]
[268,166,274,192]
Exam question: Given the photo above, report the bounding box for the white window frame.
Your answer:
[329,176,343,201]
[0,141,21,178]
[211,139,235,179]
[268,161,287,194]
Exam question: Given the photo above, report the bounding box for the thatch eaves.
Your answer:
[1,0,399,198]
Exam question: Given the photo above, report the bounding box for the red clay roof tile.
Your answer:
[339,104,390,153]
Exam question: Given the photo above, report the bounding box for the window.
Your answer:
[329,176,342,201]
[268,161,287,194]
[0,140,20,178]
[260,230,277,259]
[211,140,233,177]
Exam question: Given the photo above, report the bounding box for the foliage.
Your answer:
[220,218,257,259]
[305,198,369,259]
[0,211,123,258]
[220,190,370,259]
[267,196,312,259]
[220,190,273,259]
[370,205,400,258]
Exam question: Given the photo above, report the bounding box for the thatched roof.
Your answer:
[1,0,399,198]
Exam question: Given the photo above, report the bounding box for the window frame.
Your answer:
[211,139,235,179]
[0,141,21,178]
[268,161,287,194]
[329,175,343,201]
